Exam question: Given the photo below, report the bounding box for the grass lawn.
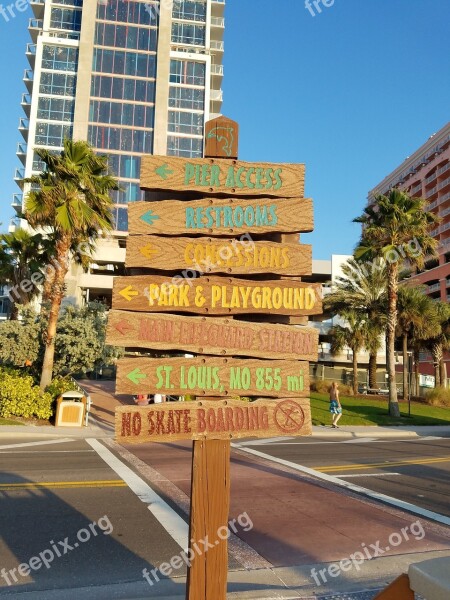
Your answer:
[311,392,450,427]
[0,417,24,426]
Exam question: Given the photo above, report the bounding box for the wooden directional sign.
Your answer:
[140,155,305,198]
[107,310,319,361]
[205,116,239,159]
[116,357,310,398]
[116,397,312,444]
[112,275,322,317]
[128,198,313,236]
[126,236,312,276]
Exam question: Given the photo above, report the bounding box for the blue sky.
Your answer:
[1,0,450,259]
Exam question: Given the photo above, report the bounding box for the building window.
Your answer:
[42,45,78,71]
[172,0,206,22]
[171,21,205,46]
[170,59,205,86]
[95,23,158,52]
[35,122,73,146]
[168,110,203,136]
[91,75,155,103]
[107,154,141,179]
[88,125,153,154]
[40,72,77,96]
[50,7,82,31]
[89,100,154,129]
[37,97,75,122]
[93,49,156,79]
[96,0,157,26]
[167,135,203,158]
[169,86,204,110]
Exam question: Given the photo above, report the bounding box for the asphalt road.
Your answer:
[0,437,186,595]
[235,435,450,519]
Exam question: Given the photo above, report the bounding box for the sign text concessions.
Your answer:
[116,398,312,443]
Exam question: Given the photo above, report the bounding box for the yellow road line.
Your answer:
[0,480,127,490]
[315,456,450,473]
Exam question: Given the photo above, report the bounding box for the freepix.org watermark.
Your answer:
[0,516,113,586]
[310,520,425,586]
[0,0,30,23]
[142,512,253,587]
[305,0,336,17]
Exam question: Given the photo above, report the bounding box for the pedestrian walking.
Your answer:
[329,382,342,428]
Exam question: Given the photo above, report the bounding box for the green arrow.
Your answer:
[127,368,147,385]
[155,164,174,180]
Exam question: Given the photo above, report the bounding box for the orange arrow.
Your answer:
[139,244,159,260]
[114,320,134,336]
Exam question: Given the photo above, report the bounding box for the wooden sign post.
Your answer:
[107,116,319,600]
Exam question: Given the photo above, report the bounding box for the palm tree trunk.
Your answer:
[387,264,400,416]
[413,349,420,396]
[402,333,408,400]
[352,347,358,395]
[9,301,19,320]
[39,239,70,390]
[432,342,442,388]
[440,360,447,388]
[40,263,57,316]
[368,352,377,389]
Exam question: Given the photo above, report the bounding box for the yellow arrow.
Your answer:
[119,285,139,302]
[140,244,159,260]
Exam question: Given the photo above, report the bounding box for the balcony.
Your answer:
[14,168,25,189]
[427,283,441,293]
[26,43,36,68]
[21,93,31,117]
[16,143,27,165]
[18,118,29,142]
[210,40,224,52]
[440,206,450,218]
[211,16,225,28]
[438,176,450,192]
[437,162,450,177]
[8,217,21,233]
[23,69,33,93]
[28,18,43,42]
[31,0,44,18]
[411,183,422,195]
[210,88,223,103]
[426,186,438,199]
[12,194,23,214]
[210,64,224,77]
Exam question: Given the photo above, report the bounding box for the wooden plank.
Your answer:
[373,575,414,600]
[140,155,305,198]
[106,310,319,361]
[128,198,313,236]
[115,397,312,443]
[205,116,238,159]
[116,357,310,398]
[112,275,322,317]
[186,439,230,599]
[126,236,312,276]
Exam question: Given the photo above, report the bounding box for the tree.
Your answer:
[0,230,48,319]
[423,301,450,387]
[324,257,387,388]
[329,310,366,395]
[354,189,439,417]
[24,139,119,390]
[396,285,438,399]
[0,313,41,366]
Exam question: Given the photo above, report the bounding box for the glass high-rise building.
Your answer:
[13,0,224,306]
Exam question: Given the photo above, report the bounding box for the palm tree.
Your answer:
[0,230,48,319]
[324,257,387,389]
[396,285,438,399]
[354,189,440,417]
[24,139,119,389]
[329,310,366,395]
[423,301,450,387]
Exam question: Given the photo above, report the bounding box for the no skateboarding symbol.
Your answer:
[274,400,306,434]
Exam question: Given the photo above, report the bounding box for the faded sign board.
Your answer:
[116,397,312,444]
[112,275,322,317]
[106,310,319,361]
[126,236,312,276]
[140,155,305,198]
[116,357,310,398]
[128,198,314,236]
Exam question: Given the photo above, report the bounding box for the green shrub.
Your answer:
[45,376,78,400]
[425,387,450,408]
[0,372,53,420]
